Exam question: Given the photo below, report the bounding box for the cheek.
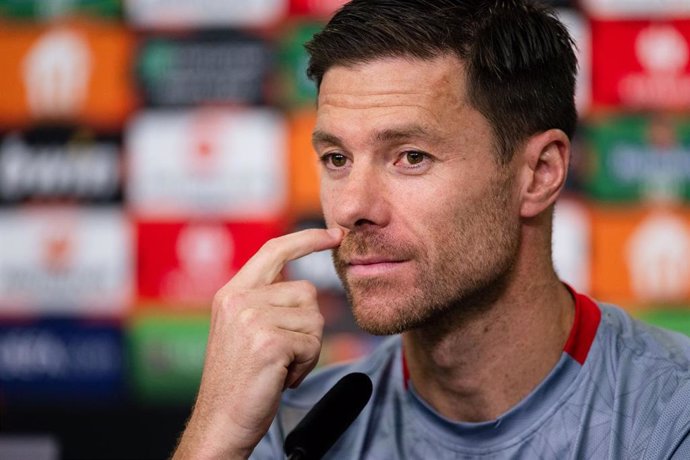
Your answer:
[393,187,461,242]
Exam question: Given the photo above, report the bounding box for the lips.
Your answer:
[333,231,415,278]
[348,256,404,265]
[345,256,409,277]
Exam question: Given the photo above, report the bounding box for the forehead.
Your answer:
[316,55,469,127]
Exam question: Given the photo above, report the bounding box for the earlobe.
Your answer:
[519,129,570,218]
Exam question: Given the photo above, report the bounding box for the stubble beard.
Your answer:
[332,176,520,336]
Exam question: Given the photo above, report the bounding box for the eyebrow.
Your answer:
[311,124,438,150]
[311,130,344,149]
[374,125,433,143]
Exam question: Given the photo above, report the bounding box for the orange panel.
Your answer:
[591,205,690,308]
[287,109,322,217]
[0,19,137,130]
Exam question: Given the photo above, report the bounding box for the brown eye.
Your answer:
[405,151,425,165]
[330,154,347,167]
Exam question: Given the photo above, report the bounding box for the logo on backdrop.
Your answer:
[620,24,690,108]
[637,25,689,74]
[0,130,121,204]
[22,28,92,118]
[0,209,132,314]
[0,323,123,401]
[161,223,235,303]
[42,227,74,274]
[176,223,234,276]
[188,111,223,176]
[627,212,690,301]
[126,109,287,218]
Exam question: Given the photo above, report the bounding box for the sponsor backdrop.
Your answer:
[1,1,690,458]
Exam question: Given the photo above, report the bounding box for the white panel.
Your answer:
[553,198,591,294]
[126,108,288,219]
[0,207,133,314]
[557,9,591,116]
[581,0,690,18]
[124,0,287,28]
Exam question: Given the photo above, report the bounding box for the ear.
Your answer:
[518,129,570,218]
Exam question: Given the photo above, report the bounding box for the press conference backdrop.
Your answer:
[1,1,690,458]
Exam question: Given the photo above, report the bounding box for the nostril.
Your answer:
[354,218,376,228]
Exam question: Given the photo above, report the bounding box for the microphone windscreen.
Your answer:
[283,372,373,460]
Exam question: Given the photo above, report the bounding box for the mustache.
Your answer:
[333,230,416,266]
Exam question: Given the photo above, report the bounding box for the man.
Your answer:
[174,1,690,458]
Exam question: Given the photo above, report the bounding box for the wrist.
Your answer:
[173,411,253,460]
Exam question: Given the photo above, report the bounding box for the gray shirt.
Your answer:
[252,292,690,459]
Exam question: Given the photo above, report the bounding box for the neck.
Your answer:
[402,241,575,422]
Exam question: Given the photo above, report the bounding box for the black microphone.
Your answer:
[284,372,373,460]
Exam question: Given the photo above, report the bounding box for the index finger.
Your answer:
[228,228,343,289]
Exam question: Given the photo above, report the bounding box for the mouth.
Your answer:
[346,257,409,277]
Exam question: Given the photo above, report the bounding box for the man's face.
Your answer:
[314,55,521,335]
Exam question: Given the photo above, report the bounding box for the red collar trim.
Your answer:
[562,285,602,365]
[401,286,601,387]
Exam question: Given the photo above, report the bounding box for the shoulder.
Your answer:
[591,303,690,458]
[596,303,690,372]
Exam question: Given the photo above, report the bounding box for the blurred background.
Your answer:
[1,0,690,458]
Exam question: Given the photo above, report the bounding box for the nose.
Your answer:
[323,162,390,231]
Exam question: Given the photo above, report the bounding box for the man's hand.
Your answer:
[173,228,343,460]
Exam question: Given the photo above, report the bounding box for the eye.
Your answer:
[320,153,349,169]
[404,151,426,165]
[396,150,431,168]
[393,150,433,174]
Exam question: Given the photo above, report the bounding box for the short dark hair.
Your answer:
[305,0,578,163]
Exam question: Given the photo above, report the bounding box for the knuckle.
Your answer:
[296,280,318,300]
[253,329,276,350]
[262,237,281,255]
[305,333,322,354]
[237,306,261,327]
[213,290,246,313]
[314,311,325,330]
[211,288,227,309]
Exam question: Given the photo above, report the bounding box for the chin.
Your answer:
[349,294,424,336]
[352,314,407,336]
[342,274,451,335]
